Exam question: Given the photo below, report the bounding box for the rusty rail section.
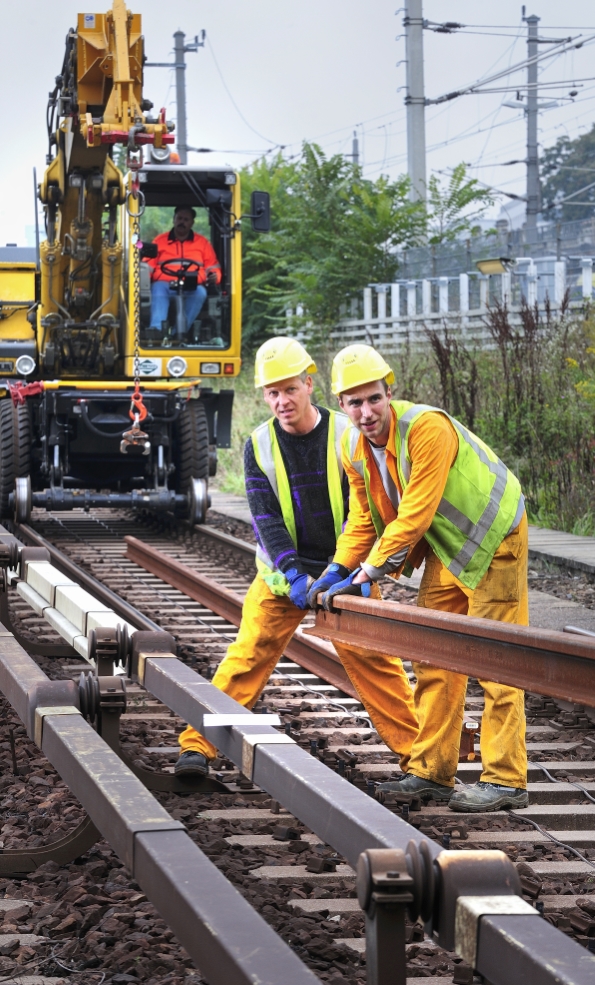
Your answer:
[125,536,359,699]
[306,595,595,708]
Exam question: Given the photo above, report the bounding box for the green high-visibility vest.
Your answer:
[251,410,349,595]
[343,400,525,590]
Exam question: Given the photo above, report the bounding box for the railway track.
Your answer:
[0,507,594,984]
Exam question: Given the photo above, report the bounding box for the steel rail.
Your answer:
[306,595,595,708]
[194,522,257,559]
[14,523,160,632]
[125,535,359,698]
[0,623,321,985]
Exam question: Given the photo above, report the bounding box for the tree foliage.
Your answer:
[426,164,493,243]
[240,145,491,347]
[541,124,595,222]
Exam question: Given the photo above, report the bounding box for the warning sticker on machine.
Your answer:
[138,358,162,377]
[83,14,96,29]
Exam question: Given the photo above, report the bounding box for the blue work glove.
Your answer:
[306,563,350,608]
[322,567,372,612]
[285,567,313,610]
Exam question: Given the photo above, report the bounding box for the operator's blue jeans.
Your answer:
[150,280,207,334]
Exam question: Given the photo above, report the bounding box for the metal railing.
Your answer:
[321,255,595,351]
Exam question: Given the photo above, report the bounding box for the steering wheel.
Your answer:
[160,258,202,279]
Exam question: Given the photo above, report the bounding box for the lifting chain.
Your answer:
[131,180,142,388]
[122,175,150,456]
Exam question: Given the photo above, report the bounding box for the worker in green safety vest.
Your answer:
[175,337,418,775]
[308,343,529,813]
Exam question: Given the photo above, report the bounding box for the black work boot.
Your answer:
[449,781,528,812]
[376,773,453,802]
[174,751,209,777]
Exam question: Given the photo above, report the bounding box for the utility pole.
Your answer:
[524,10,540,240]
[351,131,359,166]
[404,0,427,202]
[146,30,205,165]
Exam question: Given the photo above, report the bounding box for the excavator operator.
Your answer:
[146,206,221,337]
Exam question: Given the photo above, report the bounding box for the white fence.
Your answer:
[324,256,595,350]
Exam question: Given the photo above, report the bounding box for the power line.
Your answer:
[425,34,595,106]
[206,36,282,147]
[473,21,525,169]
[435,167,526,201]
[442,24,595,31]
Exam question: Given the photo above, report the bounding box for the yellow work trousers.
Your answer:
[179,574,418,764]
[407,512,529,789]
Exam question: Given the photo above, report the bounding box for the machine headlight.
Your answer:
[15,354,36,377]
[167,356,187,378]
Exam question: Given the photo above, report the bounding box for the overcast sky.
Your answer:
[2,0,594,243]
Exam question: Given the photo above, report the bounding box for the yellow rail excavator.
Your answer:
[0,1,269,524]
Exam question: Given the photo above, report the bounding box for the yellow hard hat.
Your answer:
[331,344,395,395]
[254,336,317,388]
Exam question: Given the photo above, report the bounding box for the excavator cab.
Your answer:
[132,165,240,373]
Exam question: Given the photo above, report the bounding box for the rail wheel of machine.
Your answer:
[0,401,31,518]
[14,477,32,524]
[172,399,209,521]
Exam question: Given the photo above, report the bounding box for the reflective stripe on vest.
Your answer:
[345,401,524,589]
[251,411,349,573]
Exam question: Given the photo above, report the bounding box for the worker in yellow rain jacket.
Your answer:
[308,343,528,813]
[175,337,418,776]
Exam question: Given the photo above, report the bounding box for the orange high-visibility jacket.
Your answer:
[334,406,459,577]
[146,230,221,285]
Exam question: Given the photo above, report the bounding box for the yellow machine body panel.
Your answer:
[0,264,36,338]
[0,263,37,376]
[76,9,143,124]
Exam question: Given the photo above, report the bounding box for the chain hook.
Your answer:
[129,384,148,423]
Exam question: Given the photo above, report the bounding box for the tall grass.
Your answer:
[425,301,595,535]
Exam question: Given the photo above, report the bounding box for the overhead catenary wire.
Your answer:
[205,36,282,148]
[425,33,595,106]
[472,19,524,171]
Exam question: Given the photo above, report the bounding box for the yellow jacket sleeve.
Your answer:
[363,413,458,577]
[333,456,378,570]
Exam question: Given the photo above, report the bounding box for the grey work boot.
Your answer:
[376,773,453,803]
[448,781,528,813]
[174,751,210,777]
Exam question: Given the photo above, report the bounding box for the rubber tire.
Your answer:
[0,401,31,518]
[172,399,209,504]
